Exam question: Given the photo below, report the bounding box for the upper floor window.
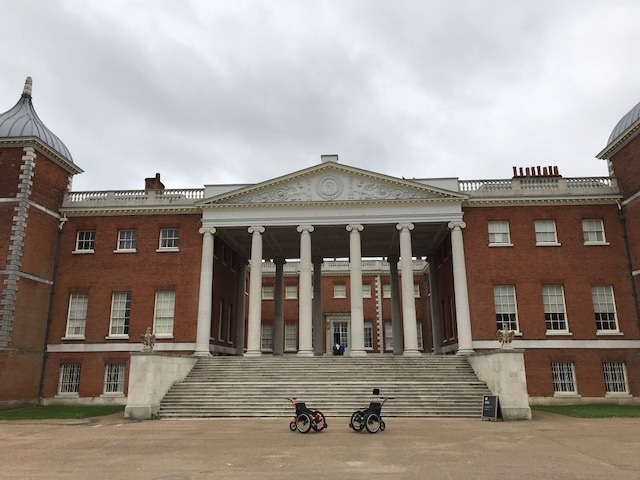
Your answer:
[382,284,391,298]
[551,362,577,395]
[154,291,175,336]
[103,363,125,394]
[488,220,511,246]
[333,283,347,298]
[494,285,518,331]
[534,220,559,245]
[116,229,137,251]
[542,285,568,333]
[58,364,81,395]
[159,228,179,250]
[362,284,372,298]
[75,230,95,253]
[592,285,619,332]
[414,284,421,298]
[261,286,274,300]
[582,219,607,245]
[109,292,131,336]
[65,292,88,338]
[285,285,298,299]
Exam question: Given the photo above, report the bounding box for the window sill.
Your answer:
[488,243,514,247]
[62,335,86,341]
[156,247,180,253]
[553,392,580,398]
[105,335,129,340]
[55,393,79,398]
[545,331,573,336]
[262,298,274,301]
[113,249,137,254]
[584,241,610,246]
[155,334,173,339]
[605,392,631,398]
[596,331,623,336]
[72,249,95,255]
[100,392,125,398]
[333,296,347,299]
[536,242,561,247]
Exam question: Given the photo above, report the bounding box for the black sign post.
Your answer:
[481,395,502,421]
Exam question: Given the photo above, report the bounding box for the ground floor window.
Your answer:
[416,322,423,350]
[284,323,297,351]
[104,363,125,394]
[59,364,81,394]
[384,322,393,351]
[551,362,576,394]
[603,362,628,394]
[261,324,273,351]
[364,322,372,349]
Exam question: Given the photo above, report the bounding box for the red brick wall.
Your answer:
[0,147,22,197]
[609,134,640,199]
[20,209,60,279]
[30,151,72,212]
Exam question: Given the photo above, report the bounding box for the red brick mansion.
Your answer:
[1,78,639,411]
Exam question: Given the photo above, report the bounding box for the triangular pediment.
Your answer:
[200,162,466,206]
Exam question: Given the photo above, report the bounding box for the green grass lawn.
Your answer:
[532,404,640,418]
[0,405,125,420]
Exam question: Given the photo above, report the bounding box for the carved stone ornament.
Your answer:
[141,327,156,351]
[496,323,515,348]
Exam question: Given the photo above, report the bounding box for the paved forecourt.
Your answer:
[1,412,639,480]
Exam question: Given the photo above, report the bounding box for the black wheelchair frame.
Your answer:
[348,388,393,433]
[287,397,327,433]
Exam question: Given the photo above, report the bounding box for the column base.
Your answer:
[244,350,262,357]
[348,349,367,357]
[192,351,212,357]
[456,348,474,356]
[296,349,314,357]
[402,349,422,357]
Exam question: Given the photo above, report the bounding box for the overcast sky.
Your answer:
[1,0,639,191]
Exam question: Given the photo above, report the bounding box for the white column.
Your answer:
[347,224,366,356]
[312,256,324,355]
[448,221,474,354]
[397,223,420,356]
[297,225,314,356]
[235,258,247,355]
[273,257,286,355]
[427,257,442,355]
[387,255,403,355]
[245,226,265,357]
[194,227,216,356]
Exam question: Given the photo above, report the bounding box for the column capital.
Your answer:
[312,256,324,265]
[248,226,265,234]
[297,225,315,233]
[447,221,466,231]
[272,256,287,265]
[396,222,414,232]
[199,227,217,235]
[346,224,364,232]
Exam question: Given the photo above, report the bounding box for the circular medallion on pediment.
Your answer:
[273,187,290,201]
[316,175,343,200]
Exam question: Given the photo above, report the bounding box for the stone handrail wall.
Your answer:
[63,188,205,208]
[459,176,618,197]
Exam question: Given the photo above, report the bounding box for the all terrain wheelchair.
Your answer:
[349,388,393,433]
[286,397,327,433]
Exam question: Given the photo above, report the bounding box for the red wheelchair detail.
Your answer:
[287,397,327,433]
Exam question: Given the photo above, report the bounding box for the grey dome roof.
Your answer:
[608,99,640,145]
[0,77,73,163]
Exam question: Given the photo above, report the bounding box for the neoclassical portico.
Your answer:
[193,157,474,356]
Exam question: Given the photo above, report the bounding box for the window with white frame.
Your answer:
[75,230,95,252]
[414,284,420,298]
[109,292,131,336]
[261,324,273,351]
[384,322,393,350]
[226,303,233,343]
[362,284,372,298]
[159,228,179,249]
[116,229,137,251]
[382,284,391,298]
[551,362,577,394]
[592,285,619,331]
[58,364,80,394]
[333,283,346,298]
[416,322,423,350]
[284,323,297,351]
[534,220,558,245]
[154,291,175,336]
[542,285,568,332]
[364,322,373,349]
[261,285,274,300]
[285,285,298,299]
[582,219,606,244]
[488,220,511,245]
[603,362,628,394]
[103,363,125,394]
[65,292,88,337]
[218,300,223,340]
[494,285,518,331]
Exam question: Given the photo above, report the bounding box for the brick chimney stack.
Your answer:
[145,173,164,191]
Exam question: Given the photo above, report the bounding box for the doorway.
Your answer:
[326,315,350,355]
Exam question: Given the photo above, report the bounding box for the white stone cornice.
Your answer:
[0,138,83,174]
[596,121,640,160]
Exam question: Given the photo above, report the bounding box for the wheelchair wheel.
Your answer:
[289,420,297,431]
[311,411,326,432]
[380,420,386,431]
[296,413,312,433]
[350,411,365,431]
[365,413,381,433]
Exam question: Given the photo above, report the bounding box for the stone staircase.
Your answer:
[157,355,491,419]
